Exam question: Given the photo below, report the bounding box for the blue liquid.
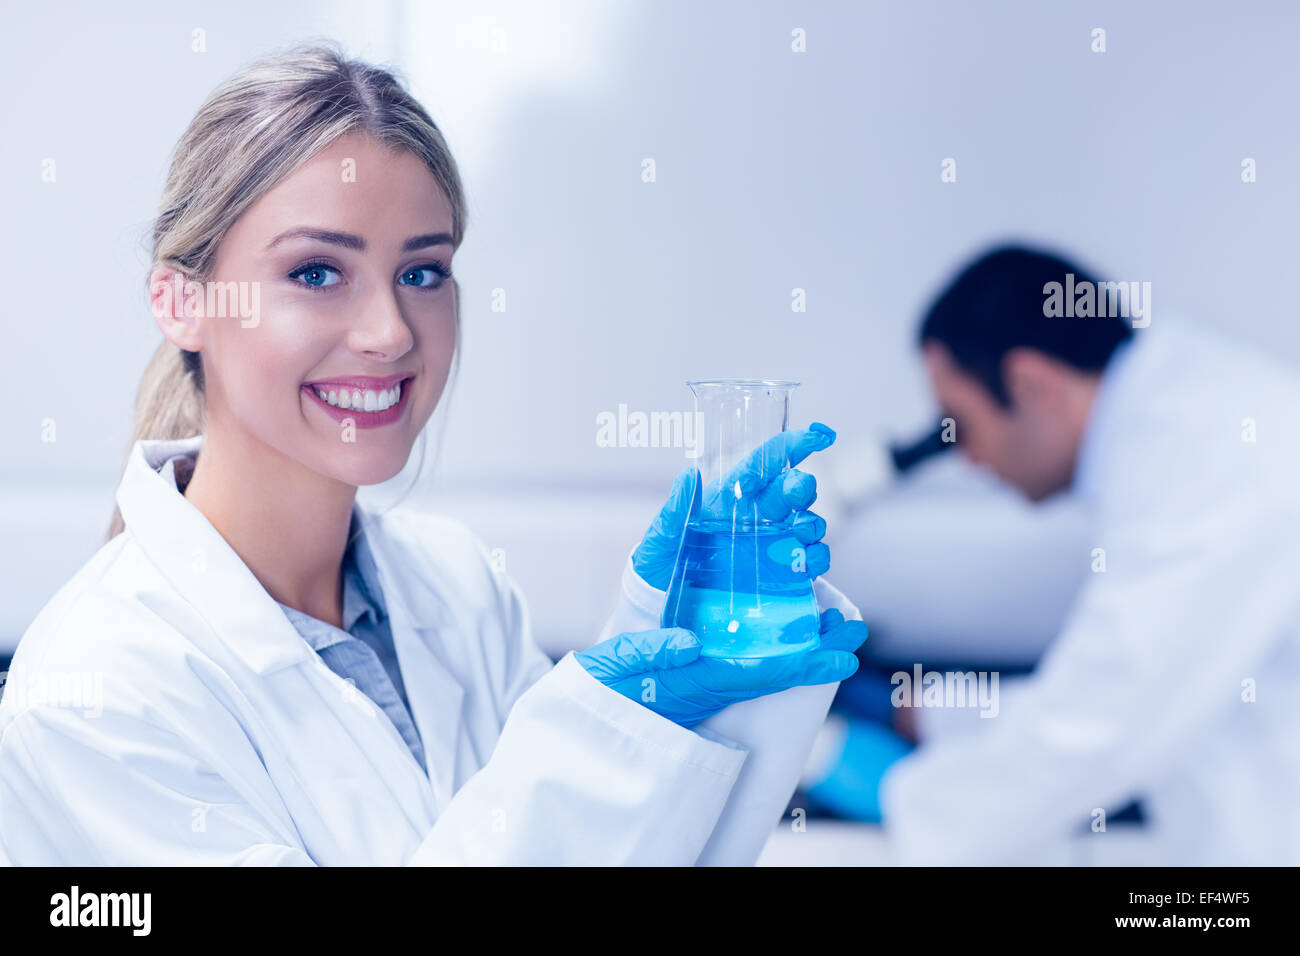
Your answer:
[663,522,821,658]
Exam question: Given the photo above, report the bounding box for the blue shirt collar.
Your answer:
[341,506,387,632]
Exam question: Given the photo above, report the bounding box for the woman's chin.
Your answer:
[335,455,411,488]
[301,439,414,488]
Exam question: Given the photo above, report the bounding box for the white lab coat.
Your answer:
[0,435,860,866]
[880,320,1300,865]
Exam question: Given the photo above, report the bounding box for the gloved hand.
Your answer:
[803,715,914,823]
[576,607,867,728]
[632,423,836,591]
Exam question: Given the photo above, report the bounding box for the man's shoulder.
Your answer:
[1102,322,1300,465]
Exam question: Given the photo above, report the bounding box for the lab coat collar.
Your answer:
[1071,330,1145,502]
[118,434,470,801]
[116,434,332,675]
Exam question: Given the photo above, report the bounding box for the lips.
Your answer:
[304,372,410,392]
[301,374,415,429]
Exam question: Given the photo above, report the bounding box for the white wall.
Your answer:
[397,0,1300,491]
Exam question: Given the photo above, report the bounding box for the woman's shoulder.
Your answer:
[17,533,141,649]
[5,530,210,698]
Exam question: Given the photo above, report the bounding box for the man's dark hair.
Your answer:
[918,244,1134,406]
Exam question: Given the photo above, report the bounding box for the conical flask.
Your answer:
[662,379,822,658]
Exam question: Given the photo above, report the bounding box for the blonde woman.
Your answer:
[0,44,866,866]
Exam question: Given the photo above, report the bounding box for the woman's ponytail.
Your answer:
[105,342,206,540]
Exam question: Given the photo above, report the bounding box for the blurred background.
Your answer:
[1,0,1296,863]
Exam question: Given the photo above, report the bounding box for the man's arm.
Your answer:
[880,484,1300,865]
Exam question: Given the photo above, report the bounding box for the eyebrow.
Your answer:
[264,228,454,253]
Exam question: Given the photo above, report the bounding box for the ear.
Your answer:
[1002,348,1063,411]
[149,263,204,352]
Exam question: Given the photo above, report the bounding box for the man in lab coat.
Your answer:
[878,244,1300,864]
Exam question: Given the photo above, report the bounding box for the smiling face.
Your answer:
[171,132,458,486]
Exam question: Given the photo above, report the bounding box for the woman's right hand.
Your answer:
[575,609,866,729]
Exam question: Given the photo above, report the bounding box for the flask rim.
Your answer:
[685,378,800,390]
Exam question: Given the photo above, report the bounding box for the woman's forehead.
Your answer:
[229,139,453,247]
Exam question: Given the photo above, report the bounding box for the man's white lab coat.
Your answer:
[881,321,1300,864]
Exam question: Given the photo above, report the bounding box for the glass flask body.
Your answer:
[662,380,821,659]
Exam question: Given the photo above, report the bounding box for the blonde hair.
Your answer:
[107,41,468,539]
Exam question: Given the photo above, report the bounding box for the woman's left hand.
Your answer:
[631,422,837,590]
[576,608,867,728]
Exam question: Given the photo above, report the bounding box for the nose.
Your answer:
[349,285,414,360]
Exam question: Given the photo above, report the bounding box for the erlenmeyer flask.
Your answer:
[662,379,821,658]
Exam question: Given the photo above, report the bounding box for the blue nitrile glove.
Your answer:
[576,607,867,729]
[804,715,914,823]
[632,422,837,590]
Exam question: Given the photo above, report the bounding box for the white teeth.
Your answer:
[312,383,404,412]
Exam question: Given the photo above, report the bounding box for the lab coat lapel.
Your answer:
[358,509,466,811]
[115,435,314,675]
[118,437,444,857]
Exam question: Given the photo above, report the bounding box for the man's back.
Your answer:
[882,319,1300,864]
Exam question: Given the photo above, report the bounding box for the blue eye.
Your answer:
[289,261,342,290]
[400,263,451,288]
